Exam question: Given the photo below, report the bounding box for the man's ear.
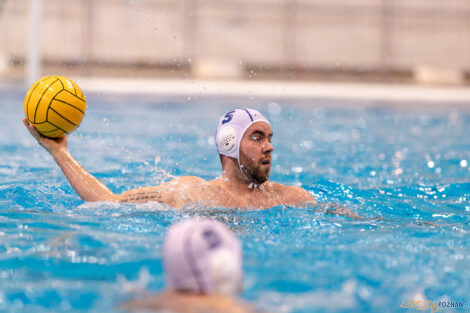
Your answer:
[220,154,238,169]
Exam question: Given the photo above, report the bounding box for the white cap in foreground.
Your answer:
[163,218,243,295]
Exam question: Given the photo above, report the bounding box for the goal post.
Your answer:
[26,0,42,88]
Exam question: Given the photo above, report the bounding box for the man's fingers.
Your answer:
[22,118,31,129]
[23,119,36,135]
[23,118,41,140]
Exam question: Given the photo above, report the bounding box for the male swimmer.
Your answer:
[23,108,361,217]
[123,218,254,313]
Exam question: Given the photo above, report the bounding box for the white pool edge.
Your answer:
[75,77,470,104]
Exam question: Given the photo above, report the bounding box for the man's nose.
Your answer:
[262,141,274,153]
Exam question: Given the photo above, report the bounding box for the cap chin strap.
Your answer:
[237,158,264,189]
[237,158,251,184]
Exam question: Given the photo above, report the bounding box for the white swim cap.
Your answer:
[215,109,270,160]
[163,218,242,294]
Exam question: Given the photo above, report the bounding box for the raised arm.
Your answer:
[24,119,179,205]
[23,119,117,202]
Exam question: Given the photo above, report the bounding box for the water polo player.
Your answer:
[23,108,360,216]
[23,108,315,208]
[123,218,253,313]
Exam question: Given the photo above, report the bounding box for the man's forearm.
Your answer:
[52,147,116,202]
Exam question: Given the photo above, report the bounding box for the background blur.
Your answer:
[1,0,470,87]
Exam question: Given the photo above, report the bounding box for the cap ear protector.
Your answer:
[209,248,242,294]
[216,126,237,155]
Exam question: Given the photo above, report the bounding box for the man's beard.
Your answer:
[239,151,270,184]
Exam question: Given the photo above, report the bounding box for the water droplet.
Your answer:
[393,168,403,175]
[268,102,281,115]
[351,129,360,141]
[301,140,313,149]
[394,151,404,160]
[313,108,325,120]
[197,138,205,147]
[460,160,467,167]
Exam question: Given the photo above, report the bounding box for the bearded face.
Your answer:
[238,122,273,184]
[239,149,270,184]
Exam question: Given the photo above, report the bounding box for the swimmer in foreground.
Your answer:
[23,108,360,217]
[123,218,254,313]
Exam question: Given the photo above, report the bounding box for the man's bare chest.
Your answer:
[181,184,289,209]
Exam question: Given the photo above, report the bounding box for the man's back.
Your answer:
[124,291,254,313]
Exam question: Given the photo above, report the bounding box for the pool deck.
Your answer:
[74,77,470,104]
[2,77,469,105]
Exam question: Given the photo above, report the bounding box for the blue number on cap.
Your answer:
[222,110,235,124]
[203,229,221,249]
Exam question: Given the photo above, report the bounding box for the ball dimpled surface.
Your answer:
[24,76,86,138]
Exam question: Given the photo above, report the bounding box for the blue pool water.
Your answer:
[0,88,469,313]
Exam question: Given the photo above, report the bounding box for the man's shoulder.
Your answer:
[170,176,207,185]
[161,176,207,194]
[266,181,315,203]
[266,181,302,192]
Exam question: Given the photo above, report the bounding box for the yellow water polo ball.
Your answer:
[24,76,86,138]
